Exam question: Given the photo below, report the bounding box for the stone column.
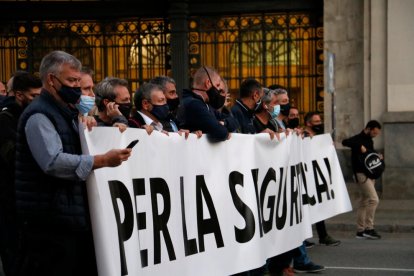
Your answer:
[168,0,189,96]
[382,0,414,199]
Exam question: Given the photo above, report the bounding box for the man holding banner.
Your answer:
[13,51,132,276]
[178,66,238,141]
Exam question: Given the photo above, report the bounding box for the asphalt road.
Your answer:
[305,231,414,275]
[2,231,413,276]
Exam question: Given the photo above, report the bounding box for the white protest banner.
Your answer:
[80,128,351,276]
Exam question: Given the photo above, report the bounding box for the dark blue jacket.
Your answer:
[15,90,90,232]
[231,100,256,134]
[179,89,229,142]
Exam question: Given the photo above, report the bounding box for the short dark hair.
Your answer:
[81,66,94,77]
[268,84,286,90]
[239,78,262,98]
[365,120,381,130]
[12,71,42,92]
[150,76,176,92]
[304,111,320,124]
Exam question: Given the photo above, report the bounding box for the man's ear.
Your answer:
[47,73,54,86]
[253,90,259,101]
[15,91,24,101]
[142,99,151,111]
[103,98,110,107]
[204,78,211,90]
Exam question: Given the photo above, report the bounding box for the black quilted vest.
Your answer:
[15,90,90,232]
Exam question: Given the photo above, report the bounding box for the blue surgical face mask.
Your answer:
[76,95,95,116]
[269,104,280,118]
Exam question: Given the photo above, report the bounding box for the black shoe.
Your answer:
[319,235,341,246]
[356,231,365,239]
[304,239,315,249]
[294,262,325,273]
[363,229,381,239]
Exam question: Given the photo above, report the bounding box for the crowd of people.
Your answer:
[0,50,383,276]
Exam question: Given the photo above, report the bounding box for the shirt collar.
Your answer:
[137,111,163,131]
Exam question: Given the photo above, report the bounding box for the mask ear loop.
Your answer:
[203,66,214,88]
[203,66,225,95]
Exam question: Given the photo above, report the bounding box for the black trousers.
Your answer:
[11,228,98,276]
[315,220,328,239]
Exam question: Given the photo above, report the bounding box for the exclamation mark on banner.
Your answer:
[323,157,334,199]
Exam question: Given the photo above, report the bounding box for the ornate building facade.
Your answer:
[0,0,324,119]
[1,0,412,199]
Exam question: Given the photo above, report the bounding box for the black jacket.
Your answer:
[0,97,22,178]
[231,100,256,134]
[94,114,128,127]
[128,111,146,128]
[253,115,278,133]
[0,97,23,257]
[178,89,230,142]
[128,110,177,132]
[342,131,374,174]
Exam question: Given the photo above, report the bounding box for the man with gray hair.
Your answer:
[268,85,290,131]
[94,76,131,132]
[130,82,173,132]
[149,75,182,128]
[13,50,132,276]
[149,76,179,115]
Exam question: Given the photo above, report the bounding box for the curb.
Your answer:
[325,222,414,233]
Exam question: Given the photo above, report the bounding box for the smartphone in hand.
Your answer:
[126,139,139,149]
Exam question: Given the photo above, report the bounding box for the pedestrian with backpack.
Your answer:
[342,120,384,239]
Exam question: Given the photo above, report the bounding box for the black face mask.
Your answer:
[311,124,324,135]
[254,98,262,112]
[288,117,300,129]
[53,76,82,105]
[116,102,132,119]
[280,103,291,116]
[206,86,226,109]
[167,97,180,112]
[151,103,170,120]
[202,66,226,109]
[254,103,264,114]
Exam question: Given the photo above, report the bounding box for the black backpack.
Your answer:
[360,150,385,179]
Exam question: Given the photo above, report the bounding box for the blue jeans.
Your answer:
[293,242,310,266]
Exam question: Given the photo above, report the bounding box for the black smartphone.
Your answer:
[126,139,139,149]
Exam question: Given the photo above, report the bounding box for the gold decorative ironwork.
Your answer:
[189,13,323,114]
[0,19,170,93]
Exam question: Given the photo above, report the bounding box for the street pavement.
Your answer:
[307,183,414,275]
[324,183,414,234]
[306,230,414,275]
[2,184,412,276]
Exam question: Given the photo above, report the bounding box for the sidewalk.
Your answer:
[325,183,414,233]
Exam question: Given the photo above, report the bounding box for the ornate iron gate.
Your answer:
[0,9,323,114]
[188,12,324,115]
[0,19,171,93]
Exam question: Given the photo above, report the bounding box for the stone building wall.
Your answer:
[324,0,414,199]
